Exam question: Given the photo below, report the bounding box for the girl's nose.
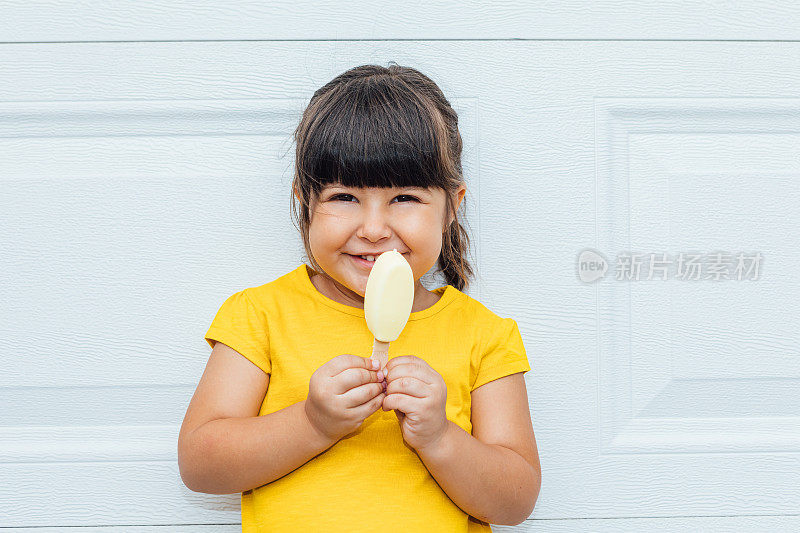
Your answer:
[356,210,392,241]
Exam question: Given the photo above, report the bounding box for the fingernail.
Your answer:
[377,370,383,381]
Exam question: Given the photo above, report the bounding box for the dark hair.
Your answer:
[290,63,474,292]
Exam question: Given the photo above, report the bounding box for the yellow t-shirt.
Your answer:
[204,263,531,532]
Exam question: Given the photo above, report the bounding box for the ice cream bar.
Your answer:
[364,248,414,378]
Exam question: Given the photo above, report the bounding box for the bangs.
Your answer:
[300,80,444,193]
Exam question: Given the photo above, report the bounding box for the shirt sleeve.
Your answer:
[204,289,271,374]
[471,317,530,392]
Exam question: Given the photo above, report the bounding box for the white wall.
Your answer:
[2,2,800,530]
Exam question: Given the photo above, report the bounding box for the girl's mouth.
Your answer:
[348,254,377,269]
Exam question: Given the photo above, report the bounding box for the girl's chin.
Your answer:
[338,276,366,298]
[349,283,366,298]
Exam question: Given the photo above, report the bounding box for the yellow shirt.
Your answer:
[204,264,531,532]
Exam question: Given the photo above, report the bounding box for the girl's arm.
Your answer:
[178,341,335,494]
[181,399,335,494]
[415,373,541,526]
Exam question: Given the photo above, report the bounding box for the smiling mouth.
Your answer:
[348,254,378,268]
[347,251,408,258]
[347,252,411,269]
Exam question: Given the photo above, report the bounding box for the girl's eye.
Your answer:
[330,194,354,202]
[394,195,420,203]
[329,193,419,203]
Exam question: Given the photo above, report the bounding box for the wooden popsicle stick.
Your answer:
[371,339,390,378]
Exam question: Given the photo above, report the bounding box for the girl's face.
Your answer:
[305,183,466,307]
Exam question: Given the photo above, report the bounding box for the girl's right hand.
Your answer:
[304,354,385,444]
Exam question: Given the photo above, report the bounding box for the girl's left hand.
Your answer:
[381,355,449,452]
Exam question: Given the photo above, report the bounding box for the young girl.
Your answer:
[178,63,541,532]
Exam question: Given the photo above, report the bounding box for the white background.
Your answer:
[2,1,799,531]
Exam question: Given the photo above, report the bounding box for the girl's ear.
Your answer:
[453,184,466,211]
[445,184,467,227]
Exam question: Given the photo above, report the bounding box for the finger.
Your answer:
[386,375,429,398]
[351,390,386,419]
[353,391,386,417]
[370,354,388,375]
[385,355,419,371]
[385,362,435,385]
[382,392,421,413]
[341,382,384,408]
[385,356,428,374]
[327,354,380,378]
[332,367,381,395]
